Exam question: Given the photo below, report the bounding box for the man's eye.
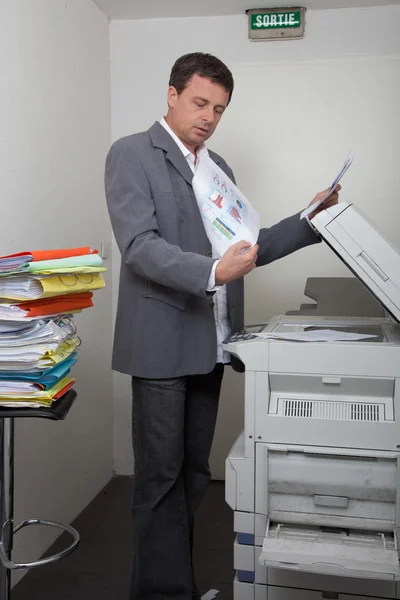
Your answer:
[196,102,206,108]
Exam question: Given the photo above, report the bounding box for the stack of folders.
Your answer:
[0,247,106,408]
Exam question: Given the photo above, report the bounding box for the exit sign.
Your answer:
[251,11,301,29]
[248,7,306,41]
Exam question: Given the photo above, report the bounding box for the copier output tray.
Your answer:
[259,520,400,580]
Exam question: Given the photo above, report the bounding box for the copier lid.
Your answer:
[311,203,400,323]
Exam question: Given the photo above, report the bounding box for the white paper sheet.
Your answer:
[301,154,356,220]
[193,147,260,258]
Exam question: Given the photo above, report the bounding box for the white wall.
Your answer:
[110,5,400,477]
[0,0,113,581]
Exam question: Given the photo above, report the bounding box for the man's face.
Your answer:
[166,74,230,152]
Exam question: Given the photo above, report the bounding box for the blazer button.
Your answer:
[209,300,215,309]
[207,251,213,257]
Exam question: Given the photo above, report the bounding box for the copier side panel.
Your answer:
[245,371,257,458]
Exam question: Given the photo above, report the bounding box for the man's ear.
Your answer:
[167,86,178,108]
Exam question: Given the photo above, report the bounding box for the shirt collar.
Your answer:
[159,117,207,161]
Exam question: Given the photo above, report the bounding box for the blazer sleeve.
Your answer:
[256,212,321,267]
[105,139,215,298]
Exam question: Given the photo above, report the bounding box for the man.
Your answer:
[105,52,340,600]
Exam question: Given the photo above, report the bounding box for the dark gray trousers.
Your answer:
[129,364,224,600]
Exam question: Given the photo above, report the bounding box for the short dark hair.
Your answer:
[169,52,234,104]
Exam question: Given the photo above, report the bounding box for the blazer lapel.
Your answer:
[208,150,222,168]
[148,121,194,187]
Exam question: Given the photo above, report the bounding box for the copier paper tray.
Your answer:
[259,521,400,580]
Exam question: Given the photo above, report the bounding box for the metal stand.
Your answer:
[0,419,13,598]
[0,391,80,599]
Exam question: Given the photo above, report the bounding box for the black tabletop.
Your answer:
[0,389,77,420]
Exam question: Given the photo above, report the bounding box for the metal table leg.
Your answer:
[0,418,13,600]
[0,416,80,599]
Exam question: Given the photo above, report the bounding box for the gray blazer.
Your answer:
[105,121,319,378]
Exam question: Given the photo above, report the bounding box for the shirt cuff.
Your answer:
[206,260,221,292]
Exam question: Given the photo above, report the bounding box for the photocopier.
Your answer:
[224,202,400,600]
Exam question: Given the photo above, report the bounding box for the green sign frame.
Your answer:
[247,7,306,41]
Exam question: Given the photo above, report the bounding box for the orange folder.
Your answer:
[18,292,94,317]
[30,247,98,261]
[54,380,75,400]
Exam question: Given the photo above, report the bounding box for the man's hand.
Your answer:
[215,241,258,285]
[307,184,341,220]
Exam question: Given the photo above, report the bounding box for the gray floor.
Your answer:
[12,477,235,599]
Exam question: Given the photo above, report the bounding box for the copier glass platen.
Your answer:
[224,202,400,600]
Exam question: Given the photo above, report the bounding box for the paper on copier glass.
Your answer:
[254,329,377,342]
[301,154,356,220]
[192,146,260,258]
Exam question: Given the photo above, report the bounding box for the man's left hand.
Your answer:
[307,184,341,220]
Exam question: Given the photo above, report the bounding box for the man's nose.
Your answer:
[201,106,215,124]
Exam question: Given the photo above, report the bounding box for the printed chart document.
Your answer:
[193,147,260,258]
[301,154,356,220]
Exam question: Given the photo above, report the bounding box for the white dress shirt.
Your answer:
[160,117,231,363]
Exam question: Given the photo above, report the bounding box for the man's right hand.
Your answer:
[215,241,259,285]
